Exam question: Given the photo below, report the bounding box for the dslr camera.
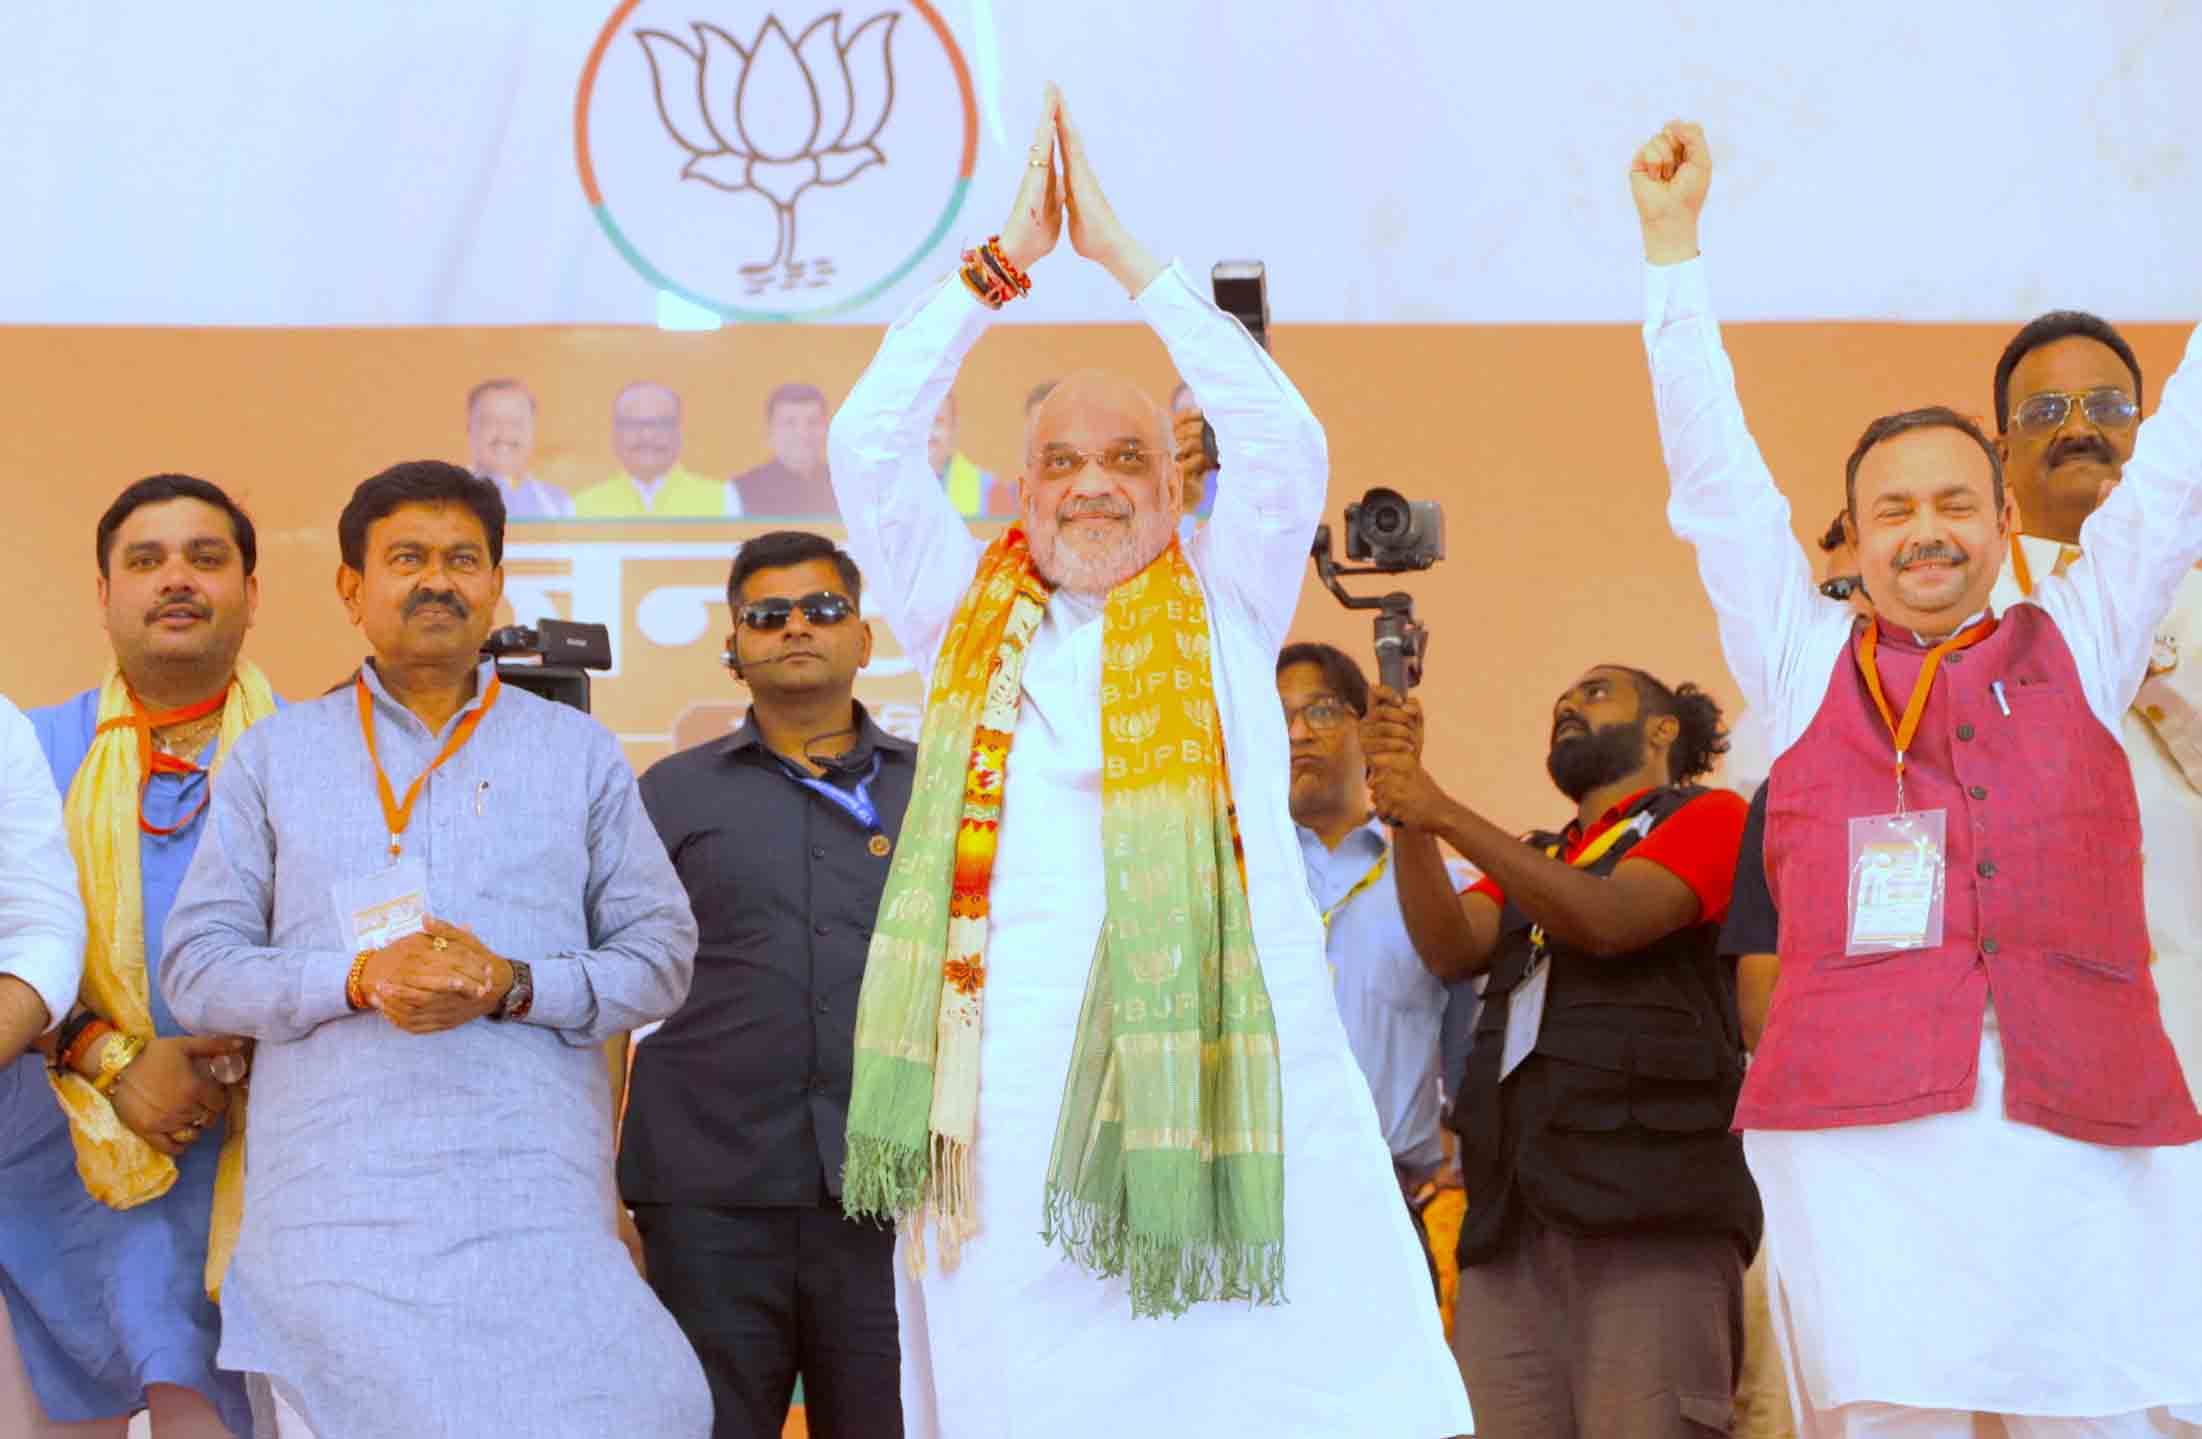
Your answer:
[1342,487,1445,572]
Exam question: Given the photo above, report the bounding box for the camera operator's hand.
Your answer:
[1629,119,1710,267]
[1055,92,1163,297]
[999,86,1063,274]
[1363,687,1452,831]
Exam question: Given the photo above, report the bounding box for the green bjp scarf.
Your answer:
[842,528,1285,1318]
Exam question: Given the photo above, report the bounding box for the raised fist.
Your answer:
[1628,120,1711,265]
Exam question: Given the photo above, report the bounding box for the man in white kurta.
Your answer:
[1988,310,2202,1093]
[1634,121,2202,1437]
[829,94,1469,1438]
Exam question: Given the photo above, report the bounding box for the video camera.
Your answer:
[1311,488,1446,692]
[481,618,613,715]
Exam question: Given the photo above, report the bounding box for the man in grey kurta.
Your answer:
[161,460,710,1437]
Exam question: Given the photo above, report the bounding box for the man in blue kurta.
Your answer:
[2,475,275,1437]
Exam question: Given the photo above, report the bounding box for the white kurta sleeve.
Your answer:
[1148,263,1328,654]
[828,277,994,676]
[1645,257,1853,759]
[0,696,84,1033]
[2030,324,2202,732]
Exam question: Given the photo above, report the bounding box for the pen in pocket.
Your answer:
[1991,681,2011,717]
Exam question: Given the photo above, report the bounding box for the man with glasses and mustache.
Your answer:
[827,89,1469,1438]
[1363,665,1757,1438]
[1987,313,2202,1096]
[2,475,275,1438]
[161,462,708,1437]
[623,530,915,1439]
[1636,120,2202,1436]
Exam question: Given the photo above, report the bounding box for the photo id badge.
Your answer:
[1845,810,1947,956]
[337,857,428,952]
[1499,954,1549,1081]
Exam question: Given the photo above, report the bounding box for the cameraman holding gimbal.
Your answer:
[1363,661,1757,1437]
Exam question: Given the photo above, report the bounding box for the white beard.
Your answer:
[1030,508,1177,595]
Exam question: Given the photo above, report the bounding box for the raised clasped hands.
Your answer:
[1629,119,1711,266]
[1361,686,1450,832]
[996,85,1163,297]
[360,917,513,1035]
[109,1033,247,1156]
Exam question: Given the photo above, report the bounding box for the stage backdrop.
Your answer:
[3,318,2191,832]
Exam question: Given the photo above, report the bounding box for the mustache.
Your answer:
[1895,541,1968,571]
[144,593,209,623]
[1058,497,1132,523]
[403,588,470,619]
[2047,433,2117,469]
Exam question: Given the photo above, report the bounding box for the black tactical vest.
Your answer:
[1452,784,1763,1267]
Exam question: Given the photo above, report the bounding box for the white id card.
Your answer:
[1499,955,1549,1081]
[337,857,428,952]
[1845,810,1947,956]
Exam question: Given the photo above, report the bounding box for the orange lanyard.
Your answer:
[1853,617,1996,812]
[354,672,501,860]
[95,685,229,837]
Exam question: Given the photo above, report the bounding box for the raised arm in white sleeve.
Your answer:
[2030,324,2202,731]
[1646,257,1853,758]
[828,279,992,677]
[1158,267,1328,652]
[0,695,85,1041]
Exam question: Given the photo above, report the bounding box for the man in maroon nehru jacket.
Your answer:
[1632,121,2202,1437]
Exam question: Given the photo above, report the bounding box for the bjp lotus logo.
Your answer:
[577,1,977,323]
[636,13,897,277]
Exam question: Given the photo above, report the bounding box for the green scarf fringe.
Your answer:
[842,1133,928,1225]
[1042,1184,1287,1320]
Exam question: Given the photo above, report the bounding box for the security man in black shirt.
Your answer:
[622,530,913,1439]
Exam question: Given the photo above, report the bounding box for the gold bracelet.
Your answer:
[347,951,373,1012]
[89,1033,145,1095]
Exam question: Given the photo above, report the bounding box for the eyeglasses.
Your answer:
[1036,443,1157,479]
[1284,697,1353,733]
[736,591,855,630]
[2009,388,2139,433]
[1818,575,1864,602]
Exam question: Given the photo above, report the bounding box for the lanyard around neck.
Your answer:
[96,684,230,837]
[1853,617,1995,812]
[1525,807,1653,955]
[355,672,501,860]
[1319,847,1389,932]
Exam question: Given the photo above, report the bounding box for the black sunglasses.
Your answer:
[1819,575,1864,602]
[736,591,855,630]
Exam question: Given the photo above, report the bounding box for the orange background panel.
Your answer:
[1,319,2186,833]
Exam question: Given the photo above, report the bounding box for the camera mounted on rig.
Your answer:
[1310,488,1446,693]
[481,618,613,714]
[1342,487,1445,571]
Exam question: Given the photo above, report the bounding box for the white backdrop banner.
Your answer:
[5,1,2195,326]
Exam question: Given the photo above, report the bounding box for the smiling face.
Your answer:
[728,556,871,702]
[1018,370,1180,595]
[337,500,502,671]
[769,395,831,476]
[1849,426,2015,636]
[468,384,536,480]
[612,383,683,482]
[99,497,257,688]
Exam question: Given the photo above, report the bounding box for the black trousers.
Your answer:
[633,1201,902,1439]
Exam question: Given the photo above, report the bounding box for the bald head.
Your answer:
[612,381,683,482]
[1018,368,1181,595]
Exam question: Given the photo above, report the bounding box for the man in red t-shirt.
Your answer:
[1365,663,1756,1439]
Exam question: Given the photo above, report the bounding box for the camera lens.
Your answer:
[1360,489,1411,540]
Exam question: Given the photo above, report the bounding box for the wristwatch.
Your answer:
[491,959,534,1023]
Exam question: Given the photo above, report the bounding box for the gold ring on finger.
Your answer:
[431,936,449,951]
[173,1126,199,1145]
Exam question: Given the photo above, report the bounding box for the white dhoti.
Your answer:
[1747,1010,2202,1437]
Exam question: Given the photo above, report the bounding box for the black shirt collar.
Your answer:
[719,700,916,773]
